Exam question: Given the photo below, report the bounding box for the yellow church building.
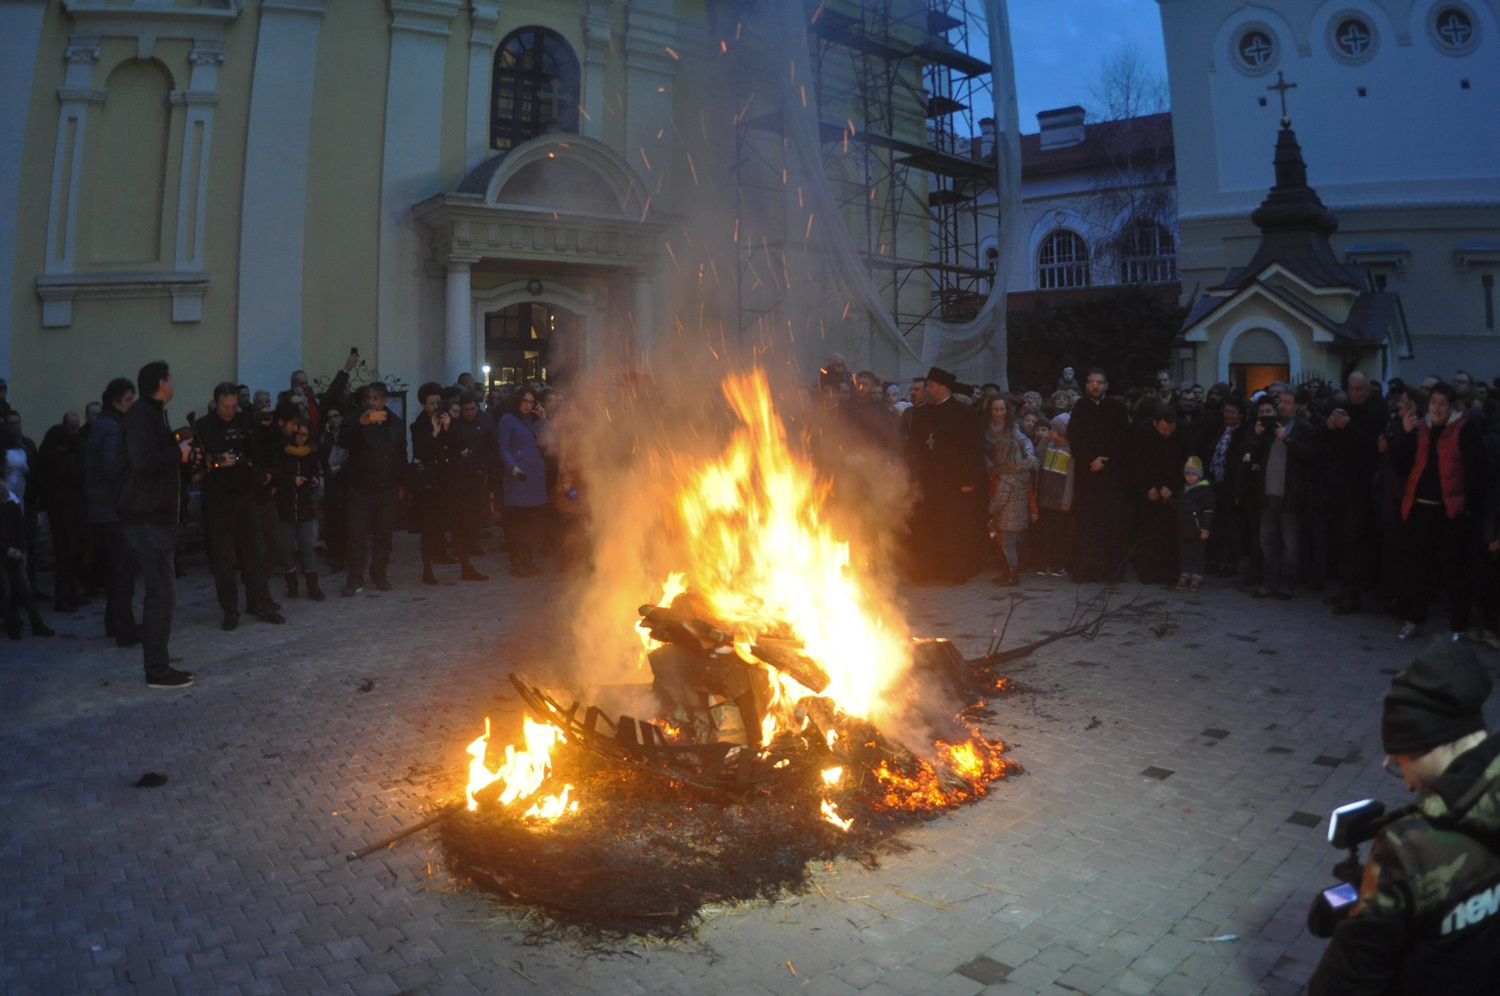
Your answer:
[0,0,1014,424]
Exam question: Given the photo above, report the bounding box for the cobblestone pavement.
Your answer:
[3,534,1497,995]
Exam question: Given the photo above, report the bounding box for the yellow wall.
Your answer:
[300,0,388,389]
[9,6,252,427]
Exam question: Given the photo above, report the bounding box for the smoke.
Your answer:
[551,337,917,714]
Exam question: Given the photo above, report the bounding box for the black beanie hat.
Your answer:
[1381,641,1492,755]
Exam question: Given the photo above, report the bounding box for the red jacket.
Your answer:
[1401,416,1467,520]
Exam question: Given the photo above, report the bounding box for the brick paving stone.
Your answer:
[4,539,1493,994]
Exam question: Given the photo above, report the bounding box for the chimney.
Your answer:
[979,117,995,159]
[972,117,996,158]
[1037,105,1086,150]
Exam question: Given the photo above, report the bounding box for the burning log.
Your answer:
[747,637,831,694]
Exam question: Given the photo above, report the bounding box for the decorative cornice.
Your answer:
[169,90,221,106]
[469,0,499,48]
[189,45,226,67]
[260,0,325,17]
[61,1,242,32]
[36,270,210,327]
[64,40,101,63]
[388,0,463,39]
[57,87,108,104]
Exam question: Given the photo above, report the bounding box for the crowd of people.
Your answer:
[813,353,1500,649]
[1,360,570,689]
[7,349,1500,685]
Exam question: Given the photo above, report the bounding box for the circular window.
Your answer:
[1327,11,1378,64]
[1231,23,1280,75]
[1428,3,1481,56]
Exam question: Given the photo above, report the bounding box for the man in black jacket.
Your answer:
[37,411,88,612]
[84,377,139,646]
[338,382,406,596]
[196,382,285,630]
[118,361,195,688]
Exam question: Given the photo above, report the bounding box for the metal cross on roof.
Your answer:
[1267,70,1297,126]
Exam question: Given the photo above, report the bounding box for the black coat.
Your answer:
[338,412,406,490]
[117,398,181,526]
[84,407,126,524]
[273,447,320,523]
[1069,395,1132,497]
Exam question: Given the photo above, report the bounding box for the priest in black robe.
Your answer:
[905,367,987,583]
[1069,368,1133,582]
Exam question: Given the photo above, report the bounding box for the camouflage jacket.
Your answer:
[1309,733,1500,995]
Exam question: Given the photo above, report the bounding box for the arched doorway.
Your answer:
[483,300,582,386]
[1226,327,1291,395]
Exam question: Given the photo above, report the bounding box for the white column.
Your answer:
[43,38,103,285]
[444,258,474,380]
[631,272,653,349]
[378,0,462,385]
[236,0,324,391]
[0,0,49,369]
[166,42,224,322]
[621,1,679,196]
[581,0,611,140]
[465,1,500,171]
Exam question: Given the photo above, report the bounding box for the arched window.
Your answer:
[1119,220,1177,284]
[1037,230,1090,289]
[490,27,581,153]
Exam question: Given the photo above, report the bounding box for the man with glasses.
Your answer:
[1310,641,1500,993]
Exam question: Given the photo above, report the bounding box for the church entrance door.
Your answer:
[484,301,582,386]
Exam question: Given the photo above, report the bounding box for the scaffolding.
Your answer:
[732,0,1000,349]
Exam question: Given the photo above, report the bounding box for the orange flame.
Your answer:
[465,717,577,820]
[665,370,911,722]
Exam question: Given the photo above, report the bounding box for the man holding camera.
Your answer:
[197,382,285,630]
[1309,641,1500,993]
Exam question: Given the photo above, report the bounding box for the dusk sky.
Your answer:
[1005,0,1169,130]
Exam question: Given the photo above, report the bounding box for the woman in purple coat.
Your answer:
[496,386,549,576]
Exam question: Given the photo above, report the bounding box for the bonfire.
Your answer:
[441,369,1019,937]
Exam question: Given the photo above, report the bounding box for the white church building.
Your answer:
[1157,0,1500,388]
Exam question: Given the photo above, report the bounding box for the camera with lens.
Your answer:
[1307,798,1401,938]
[1258,414,1279,431]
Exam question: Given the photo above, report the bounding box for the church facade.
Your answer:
[1157,0,1500,387]
[1,0,991,423]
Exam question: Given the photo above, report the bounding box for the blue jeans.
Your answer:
[279,519,318,574]
[122,523,177,677]
[1259,497,1301,593]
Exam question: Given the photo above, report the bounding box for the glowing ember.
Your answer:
[872,740,1011,811]
[820,799,854,831]
[465,717,577,820]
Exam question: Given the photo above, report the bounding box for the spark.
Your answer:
[664,46,679,59]
[640,148,651,170]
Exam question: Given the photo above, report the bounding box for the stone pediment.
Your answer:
[415,134,671,270]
